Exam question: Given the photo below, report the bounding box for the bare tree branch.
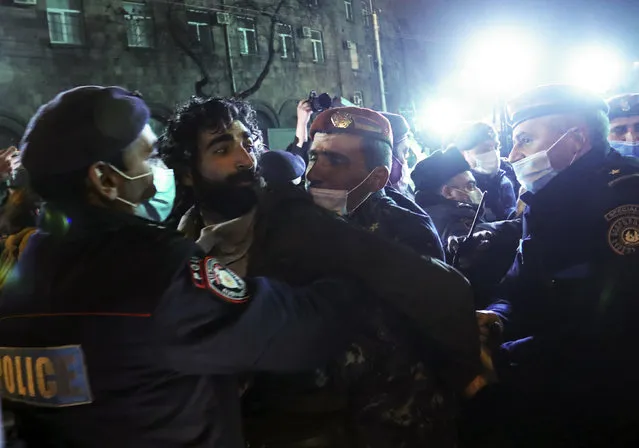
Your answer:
[235,0,287,99]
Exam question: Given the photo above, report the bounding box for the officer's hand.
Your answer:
[297,99,313,127]
[448,230,494,269]
[476,310,503,345]
[0,146,17,180]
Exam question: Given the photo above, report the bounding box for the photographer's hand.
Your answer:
[295,100,313,148]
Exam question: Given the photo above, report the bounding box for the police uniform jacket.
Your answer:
[488,147,639,418]
[0,204,362,448]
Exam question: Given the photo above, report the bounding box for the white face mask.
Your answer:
[309,171,374,215]
[107,163,153,208]
[472,150,501,176]
[135,164,176,222]
[512,127,577,194]
[452,187,483,205]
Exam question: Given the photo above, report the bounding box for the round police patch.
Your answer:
[606,204,639,255]
[204,257,248,302]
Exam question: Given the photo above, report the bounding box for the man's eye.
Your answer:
[212,146,228,154]
[309,153,318,162]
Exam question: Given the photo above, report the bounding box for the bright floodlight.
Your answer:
[415,98,461,139]
[460,28,540,95]
[564,46,624,93]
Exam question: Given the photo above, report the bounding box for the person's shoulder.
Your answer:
[601,151,639,191]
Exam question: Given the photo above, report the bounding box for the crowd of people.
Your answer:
[0,82,637,447]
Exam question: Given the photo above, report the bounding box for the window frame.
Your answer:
[344,0,353,21]
[310,29,324,63]
[186,8,213,51]
[349,41,359,70]
[277,23,295,60]
[237,17,258,55]
[122,1,154,49]
[361,0,371,28]
[46,4,84,45]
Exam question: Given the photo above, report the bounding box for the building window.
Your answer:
[361,1,371,28]
[277,23,294,59]
[349,42,359,70]
[46,0,84,45]
[187,9,213,51]
[310,30,324,63]
[123,2,153,48]
[308,0,319,7]
[368,53,375,72]
[344,0,353,21]
[237,17,257,55]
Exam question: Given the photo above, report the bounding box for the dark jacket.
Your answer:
[414,192,521,307]
[473,167,517,221]
[244,186,480,448]
[487,148,639,444]
[0,204,361,448]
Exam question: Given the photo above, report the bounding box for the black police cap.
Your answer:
[607,93,639,121]
[21,86,150,182]
[507,84,609,128]
[411,147,470,192]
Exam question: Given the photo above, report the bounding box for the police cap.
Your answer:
[258,150,306,185]
[21,86,150,182]
[381,112,410,146]
[507,84,609,128]
[454,122,497,152]
[607,93,639,121]
[411,147,470,192]
[310,107,393,147]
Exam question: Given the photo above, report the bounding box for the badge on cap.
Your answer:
[190,256,248,303]
[621,99,631,112]
[331,111,353,129]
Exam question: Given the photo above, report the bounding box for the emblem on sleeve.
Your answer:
[204,257,248,303]
[606,204,639,255]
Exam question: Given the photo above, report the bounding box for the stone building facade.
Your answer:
[0,0,412,149]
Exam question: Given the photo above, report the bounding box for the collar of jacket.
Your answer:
[39,202,159,238]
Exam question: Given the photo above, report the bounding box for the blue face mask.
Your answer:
[135,164,176,222]
[610,141,639,157]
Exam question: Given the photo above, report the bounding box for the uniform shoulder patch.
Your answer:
[0,345,92,407]
[606,204,639,255]
[189,256,248,303]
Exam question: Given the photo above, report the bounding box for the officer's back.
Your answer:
[0,86,359,447]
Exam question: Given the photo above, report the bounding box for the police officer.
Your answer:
[477,85,639,446]
[454,122,518,220]
[607,93,639,156]
[0,86,370,447]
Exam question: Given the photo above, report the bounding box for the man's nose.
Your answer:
[235,144,255,170]
[508,145,524,164]
[626,130,639,143]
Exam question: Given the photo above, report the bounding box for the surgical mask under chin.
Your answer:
[309,171,374,215]
[135,165,176,222]
[108,164,153,208]
[512,127,577,194]
[472,150,500,176]
[610,141,639,157]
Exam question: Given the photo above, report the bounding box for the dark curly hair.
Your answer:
[159,96,263,172]
[158,96,263,228]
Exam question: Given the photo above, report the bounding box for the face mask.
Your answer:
[472,150,501,176]
[389,155,411,190]
[512,127,577,194]
[610,141,639,157]
[452,187,483,205]
[108,164,153,208]
[309,171,374,215]
[135,164,176,222]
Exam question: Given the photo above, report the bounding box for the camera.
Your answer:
[308,91,333,113]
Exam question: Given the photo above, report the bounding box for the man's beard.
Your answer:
[192,169,258,221]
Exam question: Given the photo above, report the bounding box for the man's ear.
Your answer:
[441,184,454,200]
[88,162,118,201]
[369,166,390,192]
